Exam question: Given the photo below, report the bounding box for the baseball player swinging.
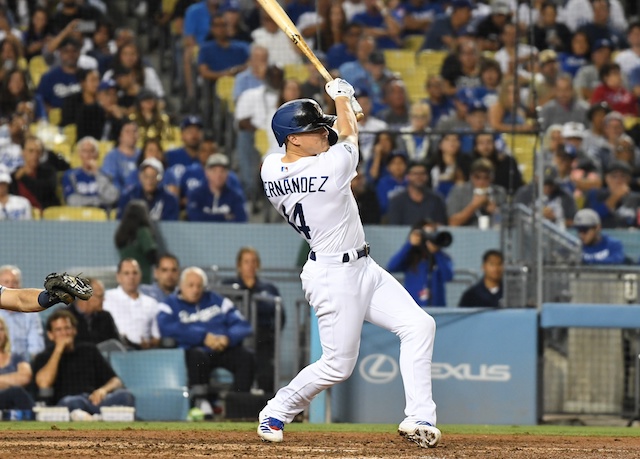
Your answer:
[257,79,441,448]
[0,273,93,312]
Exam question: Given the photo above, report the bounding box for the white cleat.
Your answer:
[398,420,441,448]
[257,410,285,442]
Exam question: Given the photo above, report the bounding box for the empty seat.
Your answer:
[42,206,108,221]
[417,50,447,75]
[383,49,416,75]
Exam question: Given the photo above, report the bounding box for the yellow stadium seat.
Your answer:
[109,208,118,220]
[284,63,309,83]
[42,206,109,221]
[216,75,236,112]
[28,55,49,87]
[502,134,537,183]
[31,208,41,220]
[403,35,425,52]
[417,50,447,75]
[623,117,640,130]
[255,129,269,157]
[51,141,73,161]
[383,49,416,76]
[48,108,62,126]
[62,124,77,146]
[403,71,428,102]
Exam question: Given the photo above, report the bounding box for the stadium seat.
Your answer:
[110,349,190,421]
[623,117,640,130]
[42,206,109,221]
[403,70,428,102]
[284,63,309,83]
[31,208,41,220]
[383,49,416,75]
[28,55,48,87]
[417,50,447,75]
[502,134,537,183]
[403,35,425,52]
[216,75,236,113]
[62,124,77,147]
[255,129,269,156]
[48,108,62,126]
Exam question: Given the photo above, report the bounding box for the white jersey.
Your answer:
[261,141,366,254]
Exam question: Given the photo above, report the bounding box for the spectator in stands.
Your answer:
[377,79,410,129]
[356,89,388,167]
[252,10,302,68]
[387,161,448,226]
[124,138,173,192]
[437,86,473,135]
[157,267,255,398]
[104,258,161,348]
[515,166,577,229]
[23,7,53,61]
[590,63,638,116]
[61,68,104,139]
[50,0,104,36]
[586,160,640,228]
[0,111,27,173]
[129,89,174,143]
[104,41,165,100]
[87,21,115,76]
[101,120,141,193]
[615,22,640,75]
[612,135,640,191]
[0,37,24,84]
[448,158,507,227]
[428,133,469,198]
[388,219,454,307]
[114,200,161,284]
[459,100,489,155]
[0,265,44,359]
[113,67,141,114]
[0,70,31,120]
[376,150,408,215]
[540,74,589,130]
[43,18,99,71]
[327,23,361,71]
[397,0,442,36]
[62,136,119,208]
[488,78,535,133]
[574,38,612,101]
[474,58,502,108]
[582,101,611,161]
[222,247,283,393]
[0,315,34,411]
[351,167,381,224]
[595,111,626,168]
[140,254,181,303]
[563,0,627,35]
[458,249,504,307]
[96,79,124,142]
[573,208,627,264]
[351,0,402,49]
[10,135,59,210]
[0,169,32,220]
[528,50,561,110]
[198,12,249,86]
[338,35,374,91]
[440,38,481,96]
[65,278,120,346]
[165,115,204,181]
[493,22,537,81]
[473,133,523,193]
[367,131,397,183]
[576,0,626,50]
[187,153,247,222]
[233,44,268,102]
[321,1,348,52]
[118,158,179,221]
[424,75,454,128]
[474,0,510,52]
[532,2,571,53]
[33,309,135,417]
[36,36,81,112]
[422,0,473,51]
[398,101,431,162]
[542,124,564,165]
[558,31,590,78]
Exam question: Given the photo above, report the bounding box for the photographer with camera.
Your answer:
[447,158,507,228]
[387,219,454,307]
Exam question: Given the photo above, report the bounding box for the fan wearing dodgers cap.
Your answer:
[585,160,640,228]
[0,169,32,220]
[423,0,474,51]
[164,115,204,176]
[116,158,180,221]
[573,208,627,264]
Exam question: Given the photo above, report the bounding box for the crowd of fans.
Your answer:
[0,0,638,230]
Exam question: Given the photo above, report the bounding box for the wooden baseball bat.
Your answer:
[255,0,364,119]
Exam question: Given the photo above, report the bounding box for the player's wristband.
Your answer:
[38,291,58,309]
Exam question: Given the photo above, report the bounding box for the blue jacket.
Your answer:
[387,241,454,307]
[157,291,253,349]
[186,183,247,222]
[582,234,626,265]
[117,184,180,221]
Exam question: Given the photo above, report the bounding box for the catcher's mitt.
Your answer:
[44,273,93,305]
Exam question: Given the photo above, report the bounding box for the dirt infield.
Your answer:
[1,429,640,458]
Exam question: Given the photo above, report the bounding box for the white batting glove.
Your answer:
[350,97,363,116]
[325,78,355,100]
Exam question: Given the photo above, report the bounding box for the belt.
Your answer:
[310,244,370,263]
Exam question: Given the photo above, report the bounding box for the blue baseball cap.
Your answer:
[455,87,475,105]
[466,99,486,113]
[451,0,474,9]
[354,86,370,99]
[180,115,204,130]
[592,38,612,52]
[98,79,117,92]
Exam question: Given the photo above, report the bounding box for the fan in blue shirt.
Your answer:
[197,13,249,83]
[36,37,82,110]
[351,2,402,50]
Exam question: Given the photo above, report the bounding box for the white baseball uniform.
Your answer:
[260,139,437,425]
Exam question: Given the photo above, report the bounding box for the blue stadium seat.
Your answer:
[110,349,190,421]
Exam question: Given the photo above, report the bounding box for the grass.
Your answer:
[0,422,639,437]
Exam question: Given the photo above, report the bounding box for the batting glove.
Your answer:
[325,78,355,100]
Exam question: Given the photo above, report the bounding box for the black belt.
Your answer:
[310,244,370,263]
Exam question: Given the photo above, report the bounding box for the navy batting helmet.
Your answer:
[272,99,338,147]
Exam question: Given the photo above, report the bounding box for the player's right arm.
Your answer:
[325,78,358,146]
[0,287,46,313]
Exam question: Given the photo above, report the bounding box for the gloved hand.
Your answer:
[325,78,355,100]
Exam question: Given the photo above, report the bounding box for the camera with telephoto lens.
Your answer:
[420,229,453,248]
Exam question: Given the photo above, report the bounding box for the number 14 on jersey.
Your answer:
[282,203,311,239]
